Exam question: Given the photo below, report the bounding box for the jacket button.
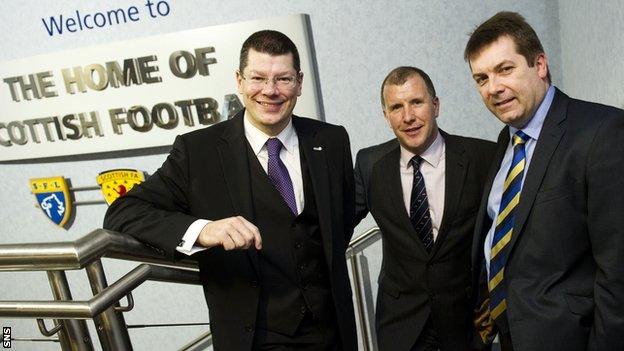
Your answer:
[300,305,307,314]
[250,280,258,288]
[295,242,302,249]
[244,324,253,332]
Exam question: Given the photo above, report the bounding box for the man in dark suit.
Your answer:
[465,11,624,351]
[104,30,357,351]
[354,66,496,350]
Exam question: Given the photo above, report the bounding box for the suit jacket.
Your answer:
[104,111,357,351]
[355,130,496,350]
[472,88,624,351]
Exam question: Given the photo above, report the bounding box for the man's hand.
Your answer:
[197,216,262,250]
[474,298,495,345]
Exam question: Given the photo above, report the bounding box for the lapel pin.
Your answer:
[313,146,323,151]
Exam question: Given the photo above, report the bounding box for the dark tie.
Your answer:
[409,156,434,252]
[266,138,298,215]
[489,130,530,322]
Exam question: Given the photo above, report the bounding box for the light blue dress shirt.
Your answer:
[484,85,556,274]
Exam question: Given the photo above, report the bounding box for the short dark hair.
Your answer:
[239,30,300,73]
[464,11,551,82]
[380,66,437,109]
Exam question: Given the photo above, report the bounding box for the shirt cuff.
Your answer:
[175,219,210,256]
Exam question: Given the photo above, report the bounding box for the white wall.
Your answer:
[0,1,571,350]
[558,0,624,108]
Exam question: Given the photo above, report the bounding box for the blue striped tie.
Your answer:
[489,130,530,321]
[409,156,434,252]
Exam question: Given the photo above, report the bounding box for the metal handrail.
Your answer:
[0,226,381,321]
[346,227,381,351]
[0,229,197,271]
[0,264,200,319]
[0,226,379,271]
[0,229,203,350]
[0,227,384,350]
[178,330,213,351]
[346,227,381,257]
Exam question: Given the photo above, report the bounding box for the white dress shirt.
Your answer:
[176,112,304,255]
[399,131,446,241]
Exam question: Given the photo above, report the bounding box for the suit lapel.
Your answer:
[294,117,334,268]
[378,147,430,257]
[431,132,467,258]
[507,89,568,256]
[217,111,259,274]
[472,129,509,267]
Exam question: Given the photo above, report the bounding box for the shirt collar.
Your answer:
[399,130,445,169]
[510,84,555,141]
[243,110,297,156]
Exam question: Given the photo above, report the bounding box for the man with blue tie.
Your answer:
[465,11,624,351]
[354,66,496,350]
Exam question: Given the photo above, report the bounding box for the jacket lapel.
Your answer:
[431,132,467,258]
[471,129,509,267]
[217,110,259,273]
[507,89,568,256]
[294,117,334,268]
[378,147,431,257]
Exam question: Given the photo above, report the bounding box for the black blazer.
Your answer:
[472,88,624,351]
[104,111,357,351]
[355,131,495,350]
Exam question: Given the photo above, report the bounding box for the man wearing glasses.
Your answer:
[104,30,357,350]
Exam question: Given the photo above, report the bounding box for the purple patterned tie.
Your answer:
[266,138,298,214]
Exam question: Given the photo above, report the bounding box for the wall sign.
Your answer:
[1,14,321,161]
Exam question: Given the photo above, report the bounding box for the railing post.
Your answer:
[349,251,378,351]
[355,253,378,350]
[346,228,382,351]
[85,259,132,350]
[46,270,94,350]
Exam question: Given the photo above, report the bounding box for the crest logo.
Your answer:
[96,169,145,205]
[30,176,72,227]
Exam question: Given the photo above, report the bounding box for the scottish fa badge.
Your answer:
[30,176,72,227]
[96,169,145,205]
